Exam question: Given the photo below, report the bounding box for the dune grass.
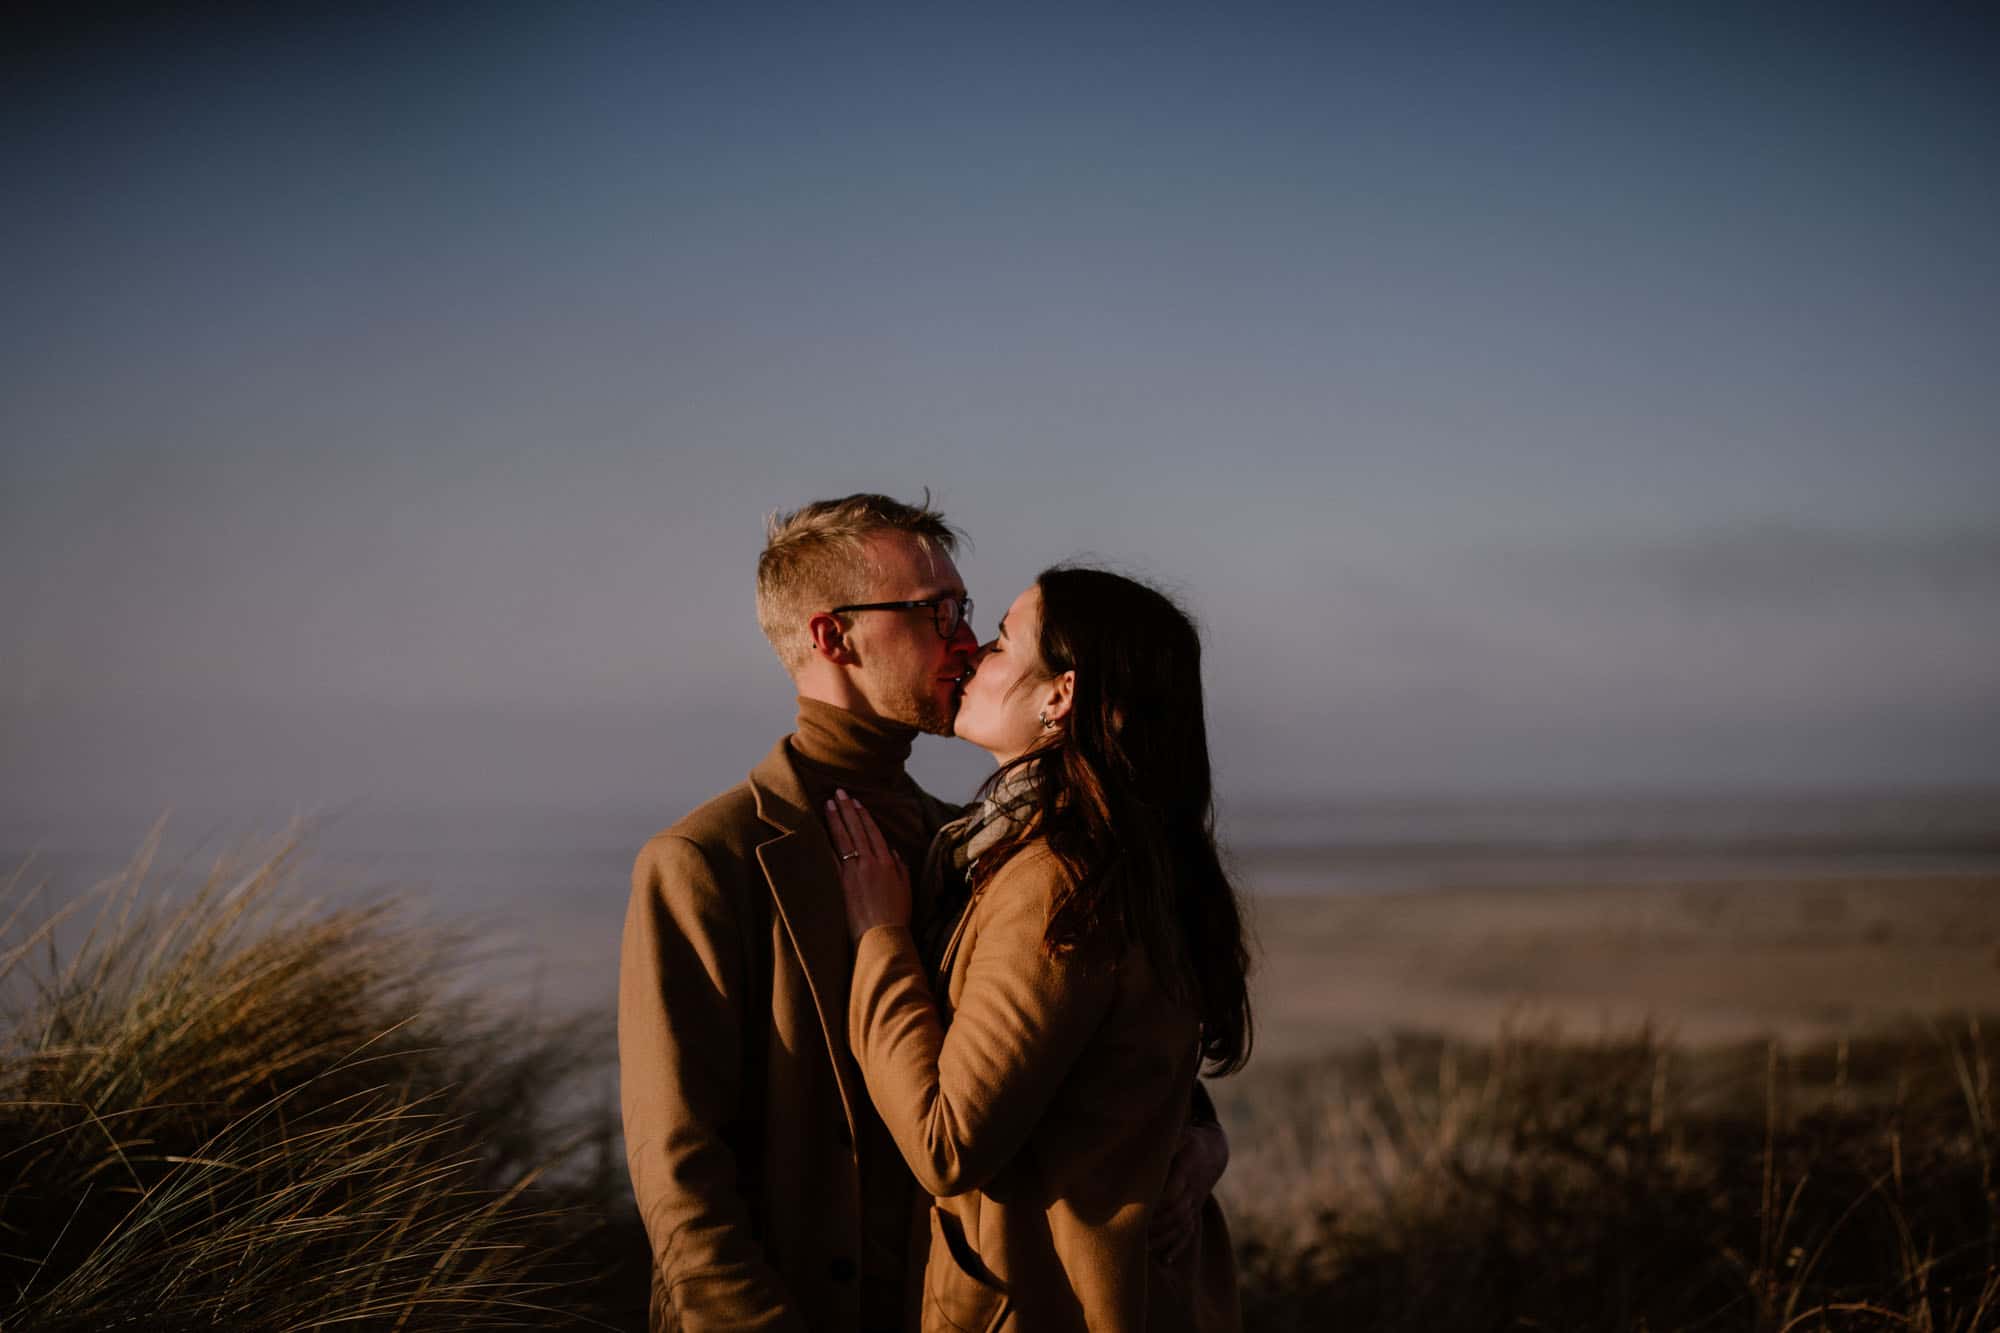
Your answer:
[0,827,647,1331]
[1215,1017,2000,1331]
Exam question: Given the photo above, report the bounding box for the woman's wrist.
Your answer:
[849,914,908,939]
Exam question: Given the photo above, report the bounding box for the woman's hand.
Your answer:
[825,789,911,941]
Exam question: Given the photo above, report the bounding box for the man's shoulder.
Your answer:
[627,783,771,922]
[635,733,806,863]
[638,780,765,868]
[665,780,763,841]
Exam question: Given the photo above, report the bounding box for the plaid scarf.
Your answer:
[916,771,1037,973]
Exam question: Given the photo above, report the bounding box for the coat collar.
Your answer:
[746,736,868,1141]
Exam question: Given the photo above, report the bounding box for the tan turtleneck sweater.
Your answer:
[787,697,953,1332]
[789,697,937,875]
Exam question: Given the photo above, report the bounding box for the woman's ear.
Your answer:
[1040,670,1076,725]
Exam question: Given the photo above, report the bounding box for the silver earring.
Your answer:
[1038,711,1054,730]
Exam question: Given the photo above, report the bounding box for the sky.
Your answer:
[4,1,1998,827]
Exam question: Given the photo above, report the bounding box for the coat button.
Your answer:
[829,1257,856,1282]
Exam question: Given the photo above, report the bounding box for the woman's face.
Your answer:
[952,584,1063,765]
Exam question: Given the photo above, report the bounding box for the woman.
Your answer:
[825,565,1252,1332]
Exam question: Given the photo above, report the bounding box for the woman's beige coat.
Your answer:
[849,842,1233,1332]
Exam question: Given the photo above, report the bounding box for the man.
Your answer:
[620,493,1226,1331]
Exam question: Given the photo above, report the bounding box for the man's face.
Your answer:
[844,533,978,735]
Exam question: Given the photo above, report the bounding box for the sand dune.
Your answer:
[1245,872,2000,1059]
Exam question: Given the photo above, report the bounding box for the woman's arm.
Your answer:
[829,795,1114,1197]
[848,866,1114,1197]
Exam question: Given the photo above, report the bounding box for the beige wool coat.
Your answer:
[619,737,958,1331]
[849,842,1238,1333]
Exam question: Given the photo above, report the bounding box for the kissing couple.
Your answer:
[620,492,1251,1331]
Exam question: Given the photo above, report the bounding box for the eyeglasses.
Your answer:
[829,594,973,640]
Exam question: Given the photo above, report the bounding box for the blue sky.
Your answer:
[4,2,1996,818]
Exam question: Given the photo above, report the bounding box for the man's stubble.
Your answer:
[901,685,957,739]
[871,665,959,738]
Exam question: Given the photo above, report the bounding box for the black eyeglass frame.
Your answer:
[828,595,972,640]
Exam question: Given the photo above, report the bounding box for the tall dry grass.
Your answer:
[0,826,648,1331]
[1216,1020,2000,1332]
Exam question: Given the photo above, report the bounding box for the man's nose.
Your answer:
[948,620,978,656]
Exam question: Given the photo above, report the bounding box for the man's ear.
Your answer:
[807,612,858,665]
[1040,670,1076,725]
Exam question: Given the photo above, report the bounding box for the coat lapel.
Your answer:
[748,739,868,1143]
[928,904,976,996]
[933,885,980,985]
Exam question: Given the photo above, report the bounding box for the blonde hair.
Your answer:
[756,492,963,673]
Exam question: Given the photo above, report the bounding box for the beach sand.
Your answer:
[1244,871,2000,1060]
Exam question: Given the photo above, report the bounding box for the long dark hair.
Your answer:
[970,565,1253,1076]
